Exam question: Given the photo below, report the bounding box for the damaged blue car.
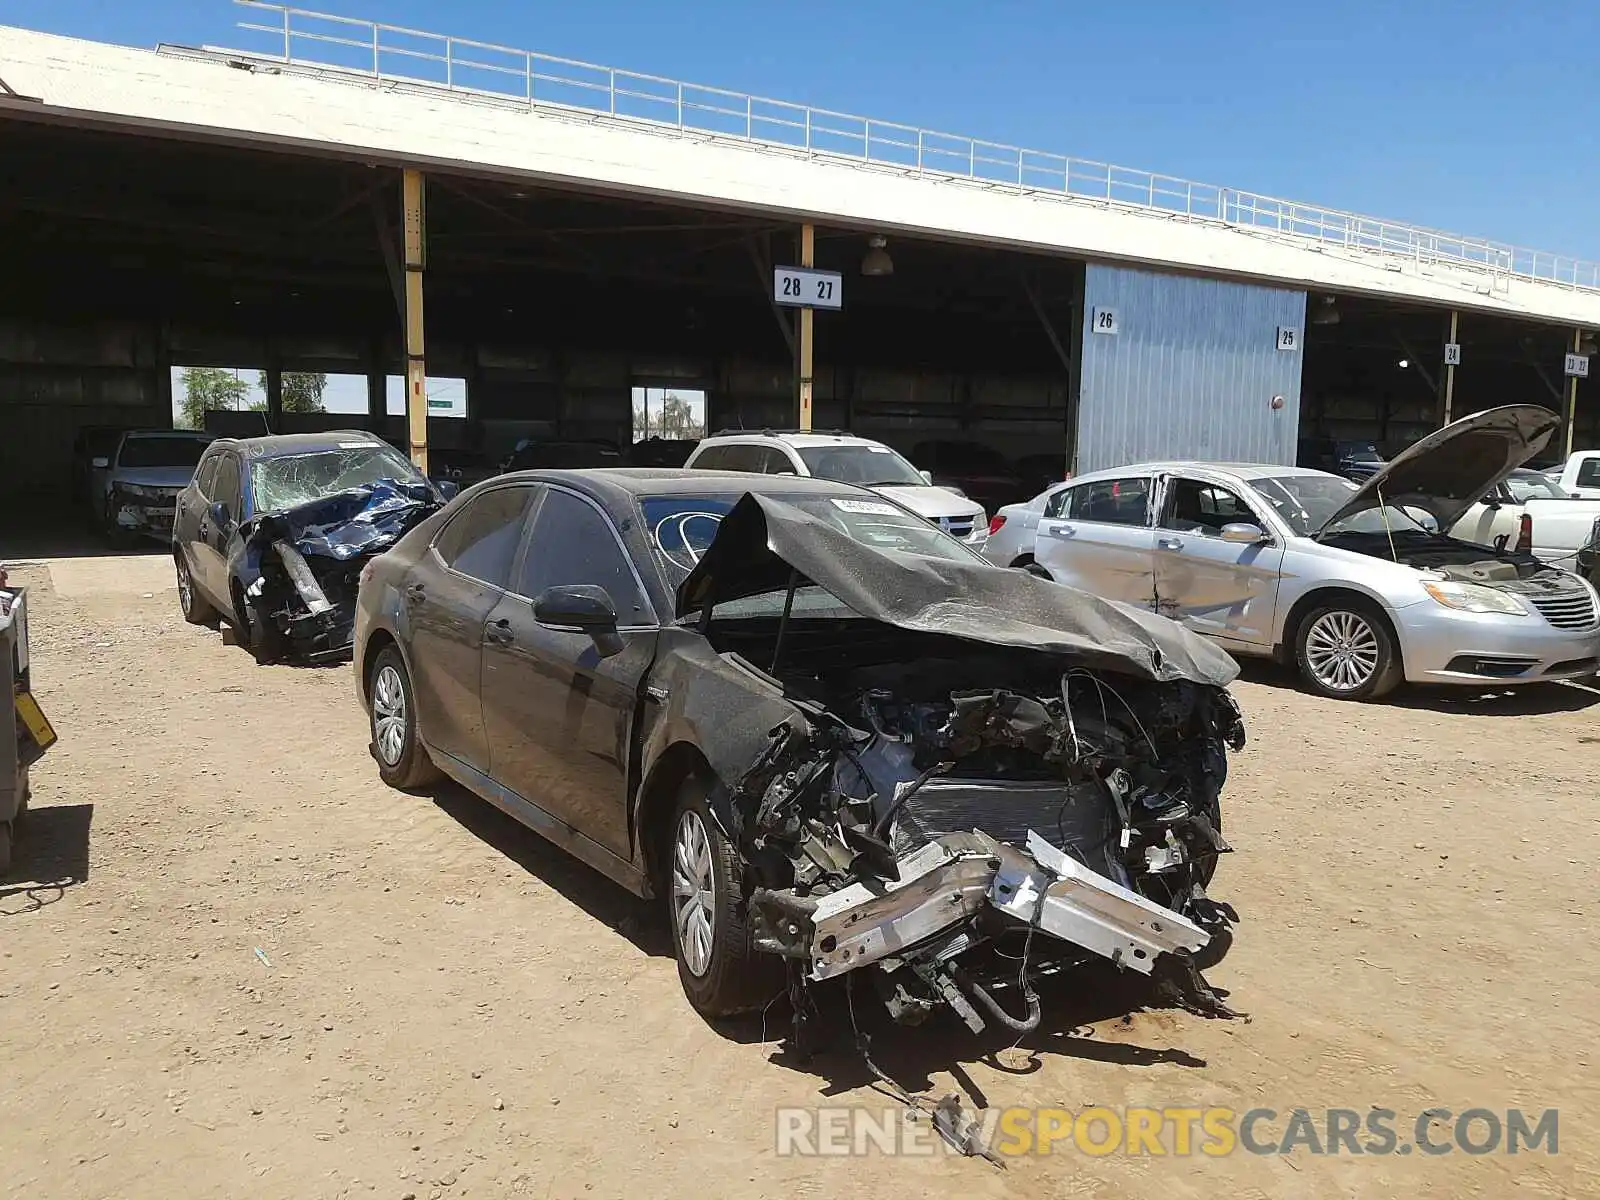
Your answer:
[172,430,455,663]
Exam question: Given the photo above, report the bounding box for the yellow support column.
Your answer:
[798,224,815,431]
[1567,328,1583,458]
[402,169,429,474]
[1442,310,1458,426]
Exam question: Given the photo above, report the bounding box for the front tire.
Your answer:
[368,646,441,790]
[1294,601,1402,701]
[231,581,285,664]
[668,777,783,1018]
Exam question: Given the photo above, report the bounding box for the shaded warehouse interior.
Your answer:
[0,104,1595,509]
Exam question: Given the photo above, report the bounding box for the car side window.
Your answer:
[1072,478,1151,527]
[1043,485,1074,519]
[758,448,797,475]
[691,446,727,470]
[433,486,534,589]
[195,452,221,499]
[1162,477,1255,536]
[212,455,241,521]
[518,489,650,624]
[1578,458,1600,488]
[716,445,764,473]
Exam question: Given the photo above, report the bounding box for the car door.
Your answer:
[408,483,536,773]
[1150,475,1285,646]
[176,448,223,599]
[1033,475,1157,606]
[199,451,244,606]
[480,486,659,859]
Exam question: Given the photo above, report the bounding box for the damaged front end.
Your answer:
[674,492,1250,1045]
[737,672,1245,1039]
[237,479,443,663]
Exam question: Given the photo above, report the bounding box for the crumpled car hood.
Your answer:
[675,491,1239,686]
[245,478,440,559]
[1320,404,1559,532]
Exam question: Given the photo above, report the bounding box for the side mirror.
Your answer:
[1481,494,1500,509]
[919,469,934,485]
[208,500,230,527]
[1220,522,1268,545]
[533,584,624,657]
[436,480,460,501]
[91,456,110,469]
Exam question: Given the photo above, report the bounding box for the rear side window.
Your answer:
[1578,458,1600,488]
[433,486,534,589]
[1067,478,1151,527]
[690,445,729,470]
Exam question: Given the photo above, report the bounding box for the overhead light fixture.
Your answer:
[1397,358,1410,369]
[861,234,894,277]
[1311,295,1340,326]
[1580,333,1597,356]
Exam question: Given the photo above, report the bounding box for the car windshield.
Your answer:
[640,491,981,619]
[1248,474,1431,537]
[252,443,427,512]
[1505,471,1569,502]
[796,444,925,487]
[118,436,210,469]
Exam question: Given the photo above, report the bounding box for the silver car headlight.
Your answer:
[1422,580,1529,615]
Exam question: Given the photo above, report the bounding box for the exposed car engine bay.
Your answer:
[712,628,1246,1048]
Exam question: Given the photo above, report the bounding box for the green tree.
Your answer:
[260,371,328,414]
[179,367,250,429]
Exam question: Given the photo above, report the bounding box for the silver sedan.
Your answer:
[984,407,1600,701]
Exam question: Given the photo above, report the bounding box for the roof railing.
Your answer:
[189,1,1600,296]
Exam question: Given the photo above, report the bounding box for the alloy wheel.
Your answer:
[372,664,408,767]
[1303,610,1379,692]
[672,809,716,978]
[176,556,194,614]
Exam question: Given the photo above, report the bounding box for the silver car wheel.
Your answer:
[1304,610,1380,692]
[176,556,194,614]
[672,809,716,978]
[371,664,408,767]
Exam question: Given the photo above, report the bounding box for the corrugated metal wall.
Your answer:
[1074,265,1306,473]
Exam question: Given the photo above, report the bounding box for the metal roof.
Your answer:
[2,4,1599,327]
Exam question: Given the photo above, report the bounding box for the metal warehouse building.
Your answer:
[3,2,1599,506]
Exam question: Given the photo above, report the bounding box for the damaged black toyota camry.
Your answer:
[353,469,1246,1044]
[173,430,455,663]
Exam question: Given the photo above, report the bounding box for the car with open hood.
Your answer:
[172,430,454,663]
[987,405,1600,701]
[351,468,1246,1040]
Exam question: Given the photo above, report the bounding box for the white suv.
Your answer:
[685,430,988,545]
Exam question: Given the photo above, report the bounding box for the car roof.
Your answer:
[699,430,881,449]
[496,466,884,501]
[1068,462,1341,484]
[123,428,213,440]
[207,430,390,460]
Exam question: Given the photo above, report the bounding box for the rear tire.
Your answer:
[668,776,784,1018]
[175,551,218,625]
[368,646,441,791]
[1293,600,1403,701]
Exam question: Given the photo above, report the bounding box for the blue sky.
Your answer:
[12,1,1600,259]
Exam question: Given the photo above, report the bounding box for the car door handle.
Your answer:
[483,618,513,646]
[1158,536,1185,551]
[404,584,426,606]
[1044,522,1076,538]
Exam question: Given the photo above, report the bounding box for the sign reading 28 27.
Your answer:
[774,267,844,311]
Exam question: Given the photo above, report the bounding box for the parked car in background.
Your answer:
[502,438,626,472]
[1014,452,1072,499]
[352,467,1244,1028]
[1546,449,1600,499]
[627,436,700,468]
[685,430,988,545]
[172,430,452,663]
[91,429,214,544]
[1297,436,1385,483]
[988,405,1600,701]
[1451,468,1600,570]
[909,438,1030,514]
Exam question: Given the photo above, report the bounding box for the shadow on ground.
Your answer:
[1,802,93,916]
[1232,658,1600,715]
[1,511,166,563]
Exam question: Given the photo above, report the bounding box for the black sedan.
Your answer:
[352,468,1246,1031]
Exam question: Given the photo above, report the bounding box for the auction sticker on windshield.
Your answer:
[830,498,900,515]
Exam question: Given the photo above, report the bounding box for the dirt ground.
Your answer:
[3,550,1598,1200]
